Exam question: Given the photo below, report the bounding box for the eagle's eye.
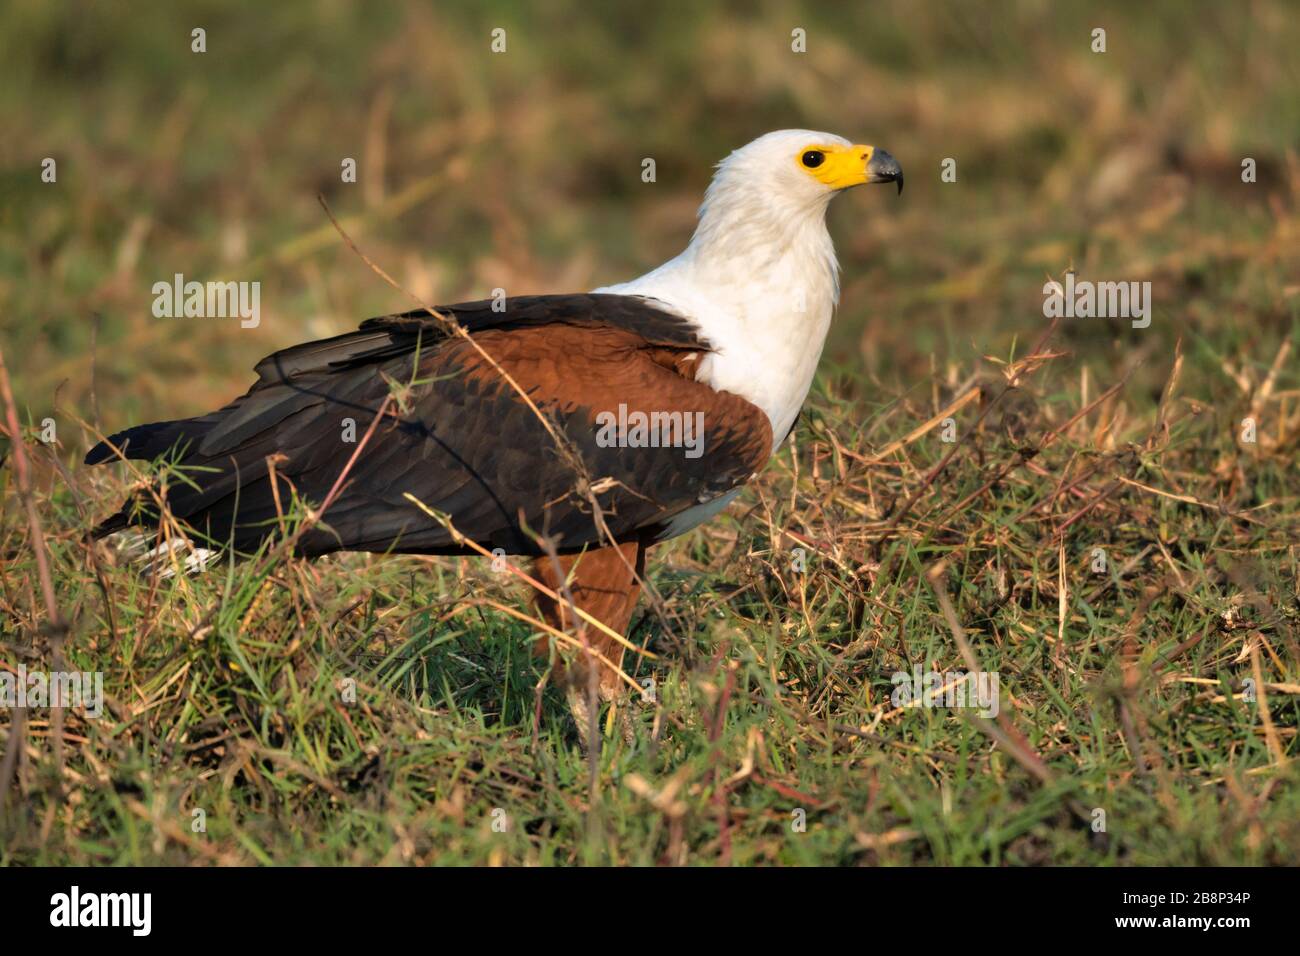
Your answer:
[800,149,825,169]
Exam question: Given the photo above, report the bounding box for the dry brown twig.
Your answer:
[0,345,71,813]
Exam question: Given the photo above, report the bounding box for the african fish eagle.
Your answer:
[85,129,904,733]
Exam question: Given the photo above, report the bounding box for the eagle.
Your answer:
[86,130,903,734]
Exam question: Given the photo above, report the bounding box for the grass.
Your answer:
[1,0,1298,865]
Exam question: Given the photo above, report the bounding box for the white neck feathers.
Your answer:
[597,162,842,444]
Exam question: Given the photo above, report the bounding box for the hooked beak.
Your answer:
[867,148,904,194]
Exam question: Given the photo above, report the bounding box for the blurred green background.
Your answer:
[1,0,1297,434]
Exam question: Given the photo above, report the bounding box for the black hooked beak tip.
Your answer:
[867,149,904,195]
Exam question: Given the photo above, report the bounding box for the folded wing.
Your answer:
[85,294,773,556]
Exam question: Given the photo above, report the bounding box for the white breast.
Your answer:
[596,221,838,447]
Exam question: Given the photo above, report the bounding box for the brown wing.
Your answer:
[86,294,773,556]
